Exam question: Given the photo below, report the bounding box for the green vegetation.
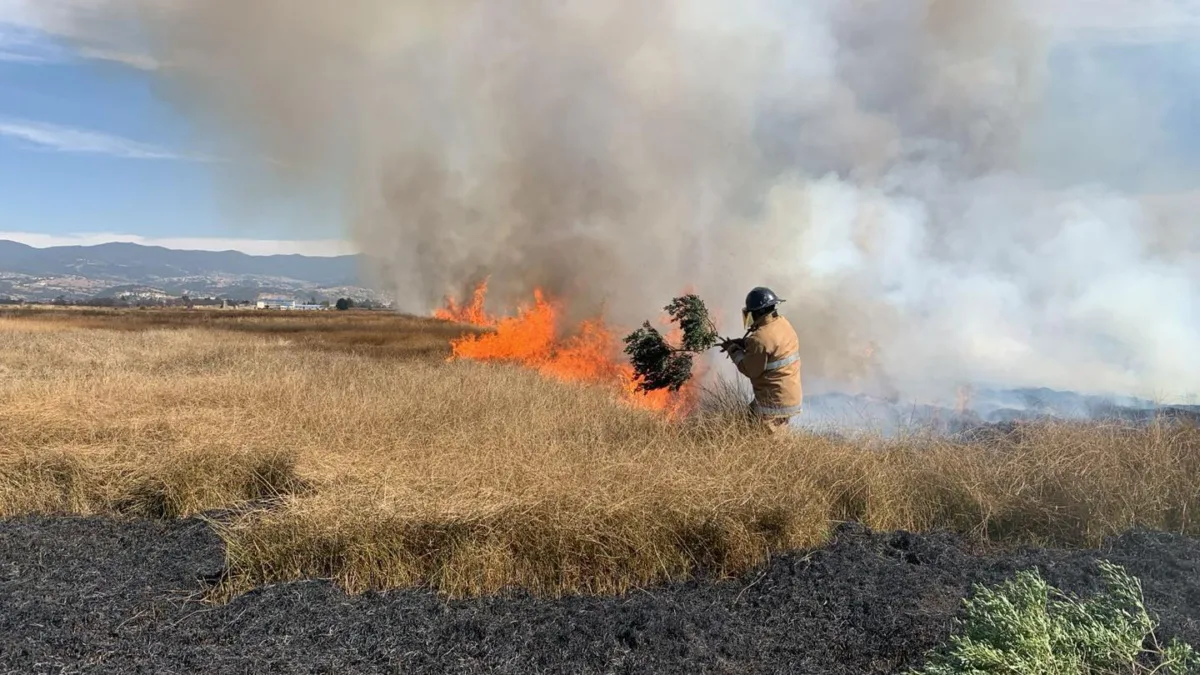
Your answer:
[913,561,1200,674]
[624,294,727,392]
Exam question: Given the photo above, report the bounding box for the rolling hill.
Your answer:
[0,240,380,303]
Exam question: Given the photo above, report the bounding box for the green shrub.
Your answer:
[913,560,1199,674]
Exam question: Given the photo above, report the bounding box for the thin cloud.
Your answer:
[76,46,160,70]
[0,49,45,63]
[0,15,57,63]
[0,118,197,160]
[0,0,160,70]
[0,27,160,69]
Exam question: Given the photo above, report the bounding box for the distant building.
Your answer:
[256,296,296,310]
[255,295,326,311]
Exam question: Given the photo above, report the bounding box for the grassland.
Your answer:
[1,306,1197,602]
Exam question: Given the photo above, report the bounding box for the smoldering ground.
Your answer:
[34,0,1200,405]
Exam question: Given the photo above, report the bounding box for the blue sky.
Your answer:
[0,12,350,255]
[1,2,1200,255]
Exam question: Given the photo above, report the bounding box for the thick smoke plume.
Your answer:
[42,0,1200,404]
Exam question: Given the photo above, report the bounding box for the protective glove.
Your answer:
[720,338,746,361]
[719,338,746,353]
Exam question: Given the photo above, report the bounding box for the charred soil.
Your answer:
[2,516,1197,675]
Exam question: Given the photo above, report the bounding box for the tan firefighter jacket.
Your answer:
[733,313,803,418]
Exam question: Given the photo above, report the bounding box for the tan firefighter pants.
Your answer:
[749,404,795,435]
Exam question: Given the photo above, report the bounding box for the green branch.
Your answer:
[622,294,737,393]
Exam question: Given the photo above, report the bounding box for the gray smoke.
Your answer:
[39,0,1200,405]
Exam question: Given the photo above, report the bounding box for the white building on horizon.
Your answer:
[255,295,296,310]
[255,295,327,311]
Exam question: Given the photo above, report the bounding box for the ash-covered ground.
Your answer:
[2,516,1197,674]
[799,387,1200,436]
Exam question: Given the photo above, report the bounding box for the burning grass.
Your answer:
[435,281,701,416]
[0,311,1197,602]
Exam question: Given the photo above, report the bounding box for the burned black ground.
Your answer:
[2,516,1197,674]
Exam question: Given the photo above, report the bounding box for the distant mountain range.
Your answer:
[0,240,386,303]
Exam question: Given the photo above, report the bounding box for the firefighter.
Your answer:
[720,286,803,433]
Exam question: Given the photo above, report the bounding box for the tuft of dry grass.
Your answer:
[0,310,1196,601]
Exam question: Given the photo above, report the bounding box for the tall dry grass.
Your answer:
[0,306,475,360]
[0,311,1196,601]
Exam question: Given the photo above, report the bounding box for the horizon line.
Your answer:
[0,232,360,257]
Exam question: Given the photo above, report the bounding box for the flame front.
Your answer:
[435,281,698,416]
[433,279,496,327]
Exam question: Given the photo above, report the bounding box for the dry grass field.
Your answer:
[1,307,1197,602]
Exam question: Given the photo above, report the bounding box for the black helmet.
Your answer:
[743,286,784,313]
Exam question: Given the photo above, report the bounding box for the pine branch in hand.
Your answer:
[665,295,721,353]
[623,295,721,393]
[623,322,693,392]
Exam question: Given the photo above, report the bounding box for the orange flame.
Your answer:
[955,384,973,415]
[436,281,698,416]
[433,279,496,327]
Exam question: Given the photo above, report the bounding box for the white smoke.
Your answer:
[32,0,1200,404]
